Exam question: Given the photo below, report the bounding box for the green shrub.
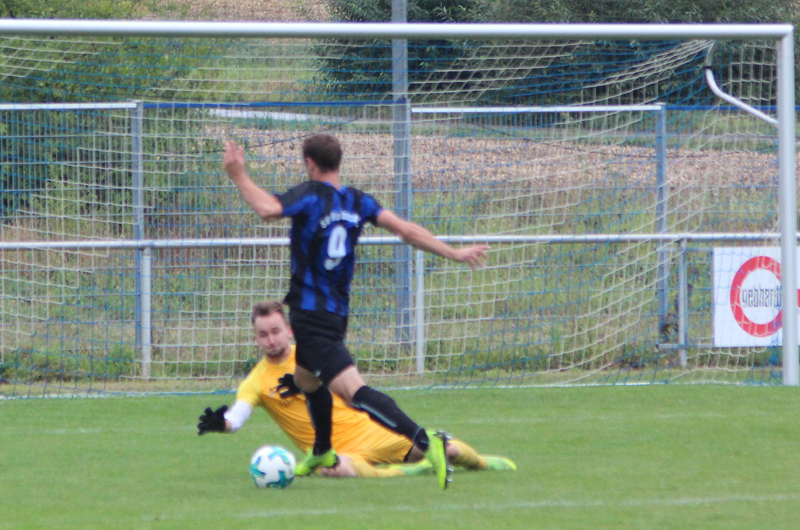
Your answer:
[0,0,146,19]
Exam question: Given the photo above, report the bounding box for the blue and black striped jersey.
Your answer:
[278,181,383,316]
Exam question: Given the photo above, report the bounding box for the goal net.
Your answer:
[0,23,793,396]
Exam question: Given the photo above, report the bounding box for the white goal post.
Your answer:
[0,20,795,394]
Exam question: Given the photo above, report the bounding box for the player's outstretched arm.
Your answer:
[223,140,283,221]
[376,210,489,269]
[197,401,254,435]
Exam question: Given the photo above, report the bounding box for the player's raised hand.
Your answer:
[222,140,246,180]
[453,245,490,270]
[197,405,228,435]
[221,141,283,220]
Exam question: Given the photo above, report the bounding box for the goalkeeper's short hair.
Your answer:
[250,300,287,325]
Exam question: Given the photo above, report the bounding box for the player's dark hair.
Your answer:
[302,133,342,172]
[250,301,287,325]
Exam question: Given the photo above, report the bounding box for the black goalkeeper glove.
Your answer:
[197,405,228,435]
[277,373,301,398]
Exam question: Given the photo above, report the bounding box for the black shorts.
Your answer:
[289,308,354,384]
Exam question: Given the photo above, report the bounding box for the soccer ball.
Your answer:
[249,445,296,489]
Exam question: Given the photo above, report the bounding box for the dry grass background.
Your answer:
[154,0,330,21]
[216,126,778,190]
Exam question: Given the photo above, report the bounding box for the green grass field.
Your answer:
[3,385,800,530]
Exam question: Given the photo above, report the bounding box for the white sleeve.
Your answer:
[223,401,253,433]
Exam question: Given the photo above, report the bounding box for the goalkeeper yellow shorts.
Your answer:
[346,436,413,466]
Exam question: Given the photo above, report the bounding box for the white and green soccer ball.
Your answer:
[249,445,296,489]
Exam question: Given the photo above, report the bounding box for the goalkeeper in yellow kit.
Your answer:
[197,301,516,478]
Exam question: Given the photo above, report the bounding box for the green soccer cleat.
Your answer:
[294,448,339,476]
[424,429,453,490]
[484,456,517,471]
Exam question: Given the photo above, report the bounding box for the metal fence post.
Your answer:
[655,104,670,340]
[678,238,688,368]
[392,0,414,348]
[130,101,150,378]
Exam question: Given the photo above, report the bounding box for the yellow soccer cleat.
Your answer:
[424,430,453,490]
[294,448,338,476]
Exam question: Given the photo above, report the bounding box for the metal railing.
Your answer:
[0,232,790,378]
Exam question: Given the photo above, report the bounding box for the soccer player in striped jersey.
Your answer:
[197,302,516,478]
[223,134,490,489]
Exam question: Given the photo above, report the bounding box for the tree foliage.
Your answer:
[320,0,799,104]
[464,0,797,24]
[317,0,474,100]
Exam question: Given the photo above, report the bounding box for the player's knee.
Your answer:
[294,366,323,393]
[329,365,366,405]
[446,443,459,461]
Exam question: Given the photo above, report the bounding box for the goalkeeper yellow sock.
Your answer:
[351,460,408,478]
[381,459,434,477]
[449,439,488,470]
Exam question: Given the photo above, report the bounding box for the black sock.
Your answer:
[303,386,333,455]
[413,429,430,452]
[351,386,428,451]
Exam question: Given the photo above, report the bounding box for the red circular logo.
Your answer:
[729,256,782,337]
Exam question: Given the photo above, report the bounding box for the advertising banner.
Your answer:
[712,247,797,347]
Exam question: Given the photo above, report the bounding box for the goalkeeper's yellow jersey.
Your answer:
[236,346,411,465]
